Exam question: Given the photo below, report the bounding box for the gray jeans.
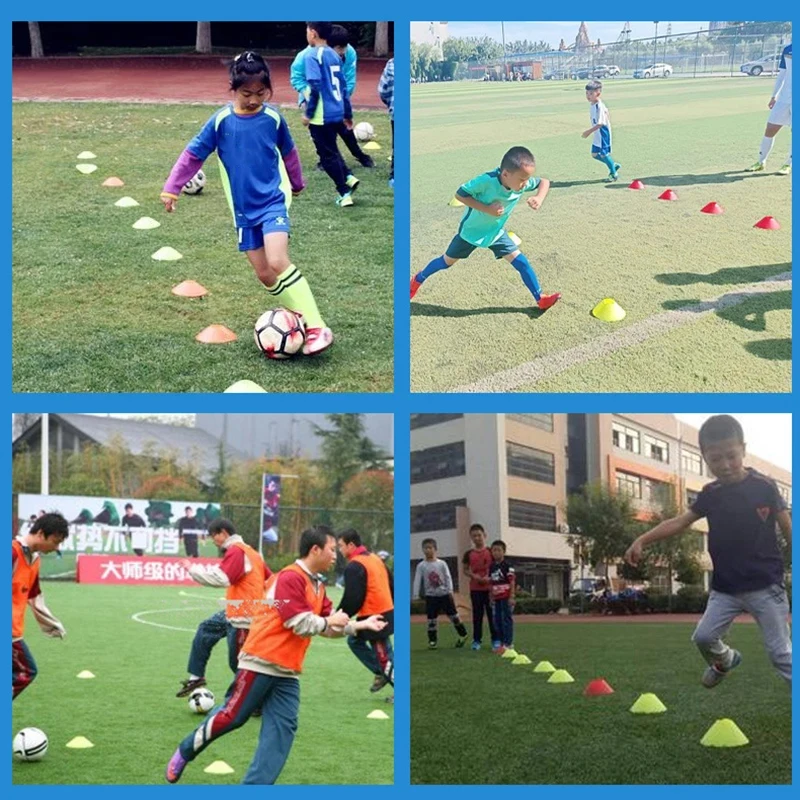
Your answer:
[692,584,792,685]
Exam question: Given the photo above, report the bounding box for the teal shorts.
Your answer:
[445,233,518,260]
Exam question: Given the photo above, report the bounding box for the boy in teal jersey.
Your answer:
[410,146,561,310]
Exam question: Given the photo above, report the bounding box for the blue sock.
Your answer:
[599,153,617,175]
[416,255,449,284]
[509,254,541,301]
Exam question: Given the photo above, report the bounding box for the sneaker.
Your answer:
[537,292,561,311]
[702,649,742,689]
[302,326,334,356]
[165,748,187,783]
[388,178,394,190]
[428,641,438,650]
[493,646,507,656]
[410,276,422,299]
[345,175,360,194]
[471,641,481,651]
[778,163,791,175]
[176,677,206,698]
[371,674,390,692]
[605,173,619,183]
[455,636,467,648]
[745,161,765,172]
[359,157,376,168]
[336,192,354,208]
[491,640,502,651]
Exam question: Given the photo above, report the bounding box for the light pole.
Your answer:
[653,22,659,64]
[501,21,507,79]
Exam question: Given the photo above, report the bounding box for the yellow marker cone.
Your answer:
[76,670,95,679]
[508,231,522,245]
[367,710,390,719]
[133,217,161,230]
[204,760,234,774]
[448,197,464,207]
[512,654,532,665]
[533,660,556,673]
[630,693,667,714]
[501,648,518,659]
[114,197,140,208]
[224,380,267,393]
[363,141,381,150]
[591,298,626,322]
[547,669,575,684]
[66,736,94,749]
[77,151,97,159]
[701,719,749,748]
[152,246,183,261]
[76,163,98,174]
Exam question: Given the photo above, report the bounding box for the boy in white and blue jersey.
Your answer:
[746,42,792,175]
[410,146,561,311]
[582,80,620,182]
[302,22,358,207]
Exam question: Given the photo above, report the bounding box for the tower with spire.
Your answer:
[575,22,591,52]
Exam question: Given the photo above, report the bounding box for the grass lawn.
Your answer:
[410,621,791,784]
[410,77,791,393]
[12,102,393,393]
[13,583,393,784]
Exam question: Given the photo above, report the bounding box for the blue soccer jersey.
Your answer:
[304,46,352,125]
[187,104,295,228]
[455,170,540,247]
[590,100,612,152]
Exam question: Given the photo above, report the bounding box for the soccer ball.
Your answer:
[183,170,206,195]
[13,728,48,761]
[188,688,215,714]
[354,122,374,142]
[254,307,306,360]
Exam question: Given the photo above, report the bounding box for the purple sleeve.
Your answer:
[162,149,205,197]
[283,147,305,193]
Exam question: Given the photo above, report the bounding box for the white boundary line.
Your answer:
[131,607,210,633]
[450,272,792,393]
[178,590,225,604]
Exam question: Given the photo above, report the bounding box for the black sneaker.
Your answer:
[176,677,206,698]
[359,157,376,168]
[370,674,389,693]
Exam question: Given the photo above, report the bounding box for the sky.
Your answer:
[675,414,792,472]
[446,21,711,48]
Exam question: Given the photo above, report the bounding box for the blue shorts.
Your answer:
[445,233,519,260]
[237,212,291,252]
[591,145,612,158]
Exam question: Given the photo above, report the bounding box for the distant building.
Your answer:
[709,22,730,32]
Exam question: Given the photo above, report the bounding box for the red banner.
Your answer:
[76,554,219,585]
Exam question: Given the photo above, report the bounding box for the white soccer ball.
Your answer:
[254,307,306,360]
[183,169,206,195]
[354,122,374,142]
[13,727,48,761]
[188,688,215,714]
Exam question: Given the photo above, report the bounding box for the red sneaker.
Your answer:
[538,292,561,311]
[410,277,422,299]
[302,326,334,356]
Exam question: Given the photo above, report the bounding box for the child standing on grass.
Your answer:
[488,540,515,653]
[462,523,499,650]
[410,146,561,311]
[160,51,333,356]
[582,80,621,183]
[625,415,792,689]
[413,538,468,649]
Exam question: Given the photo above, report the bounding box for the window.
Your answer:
[506,441,555,484]
[681,450,703,475]
[508,499,557,532]
[612,423,640,454]
[410,414,463,430]
[643,478,671,506]
[643,435,670,463]
[411,441,466,484]
[506,413,554,432]
[411,499,466,533]
[616,471,641,498]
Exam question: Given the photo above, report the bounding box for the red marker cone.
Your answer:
[700,202,724,215]
[754,216,780,230]
[195,325,237,344]
[628,179,645,190]
[658,189,678,201]
[584,678,615,696]
[102,177,125,187]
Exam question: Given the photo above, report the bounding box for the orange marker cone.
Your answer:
[172,280,208,298]
[754,216,780,230]
[584,678,614,696]
[628,180,645,190]
[195,325,237,344]
[658,189,678,201]
[700,202,724,215]
[102,177,125,187]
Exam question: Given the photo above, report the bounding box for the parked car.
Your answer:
[570,66,592,80]
[740,54,781,76]
[543,69,570,80]
[633,63,673,78]
[605,64,621,76]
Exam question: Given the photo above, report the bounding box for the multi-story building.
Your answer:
[411,414,791,601]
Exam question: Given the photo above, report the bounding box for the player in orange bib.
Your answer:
[12,513,69,700]
[166,526,386,785]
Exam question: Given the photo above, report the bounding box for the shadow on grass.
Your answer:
[604,170,776,188]
[744,337,792,361]
[411,302,543,320]
[655,263,791,286]
[551,178,608,189]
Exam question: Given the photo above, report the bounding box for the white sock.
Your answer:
[189,674,201,681]
[759,136,775,164]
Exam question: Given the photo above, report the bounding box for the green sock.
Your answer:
[266,264,324,328]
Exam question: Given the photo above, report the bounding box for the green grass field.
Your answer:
[12,582,393,784]
[411,77,791,392]
[410,621,791,784]
[12,102,393,393]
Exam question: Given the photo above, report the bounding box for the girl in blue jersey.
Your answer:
[161,51,333,356]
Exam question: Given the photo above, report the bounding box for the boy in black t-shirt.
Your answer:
[488,540,516,652]
[626,415,791,689]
